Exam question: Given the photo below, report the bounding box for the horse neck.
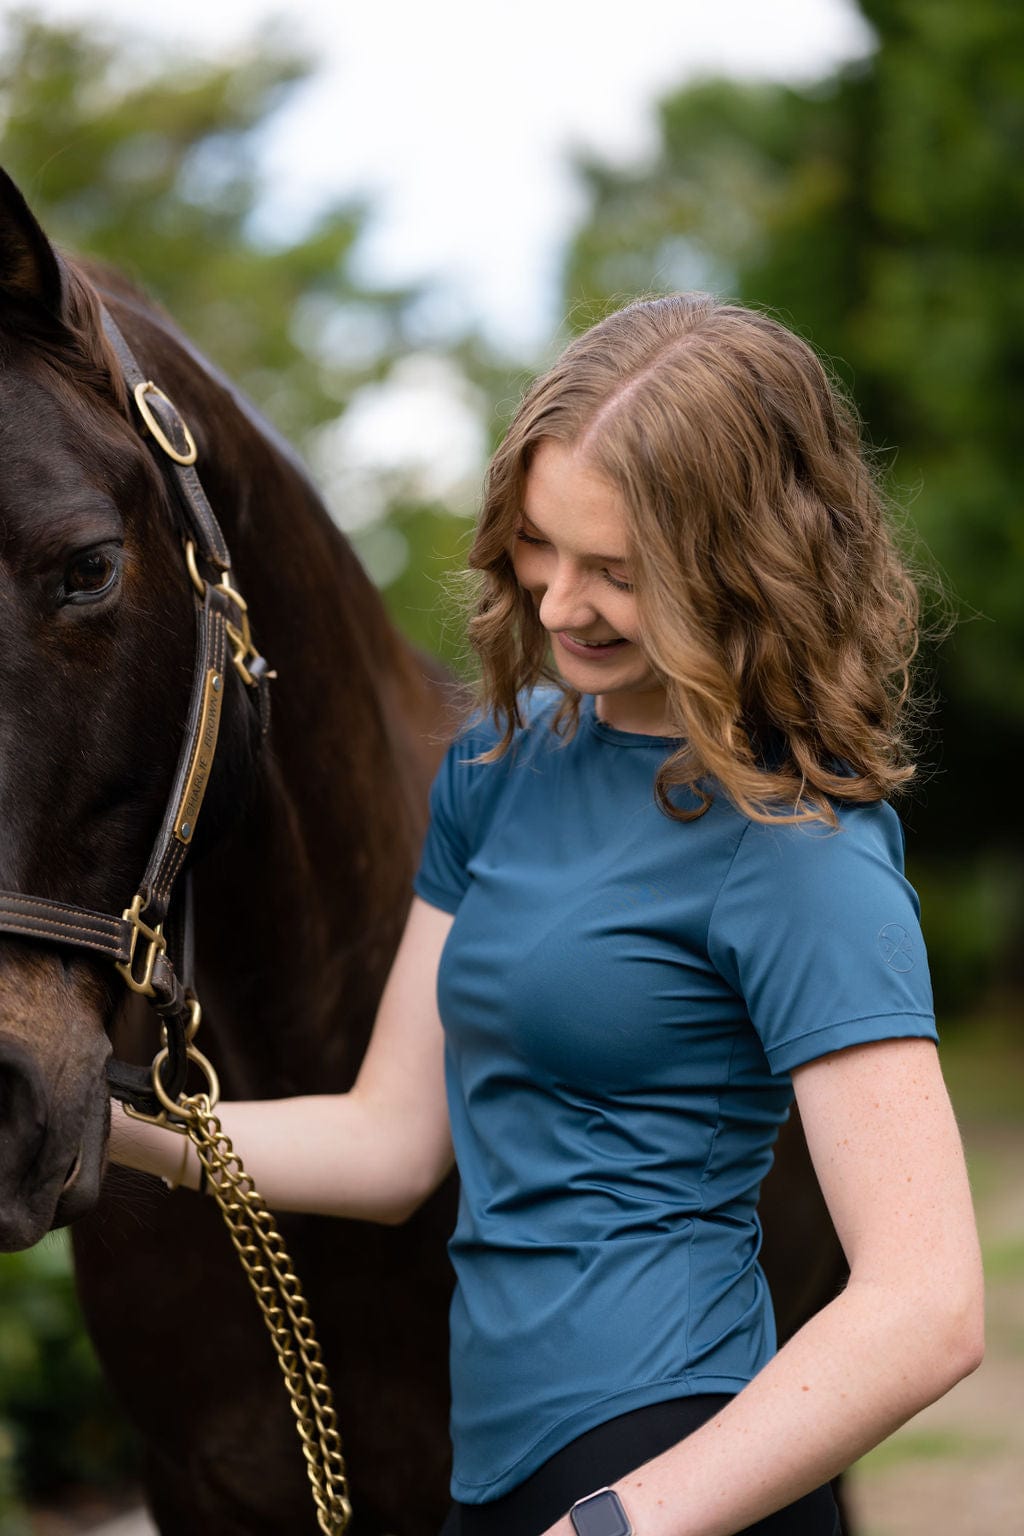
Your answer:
[140,322,450,1094]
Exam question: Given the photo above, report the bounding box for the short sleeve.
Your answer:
[413,740,474,914]
[414,711,508,914]
[707,801,937,1075]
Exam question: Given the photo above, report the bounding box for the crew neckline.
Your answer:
[584,694,682,748]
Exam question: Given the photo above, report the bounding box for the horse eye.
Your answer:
[62,548,120,603]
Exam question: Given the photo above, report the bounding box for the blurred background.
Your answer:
[0,1,1020,1531]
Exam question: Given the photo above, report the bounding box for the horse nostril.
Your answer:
[62,1148,83,1193]
[0,1046,48,1199]
[0,1054,44,1134]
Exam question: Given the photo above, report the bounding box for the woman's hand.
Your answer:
[108,1098,198,1186]
[106,897,456,1222]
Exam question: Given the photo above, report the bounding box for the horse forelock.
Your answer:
[0,256,128,416]
[60,259,130,411]
[0,259,188,539]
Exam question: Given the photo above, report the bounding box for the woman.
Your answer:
[113,294,984,1536]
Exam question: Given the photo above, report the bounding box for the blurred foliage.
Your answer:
[0,1237,138,1522]
[564,0,1024,1007]
[0,7,409,439]
[0,5,483,666]
[366,496,476,666]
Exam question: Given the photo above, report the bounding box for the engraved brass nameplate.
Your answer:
[173,669,223,844]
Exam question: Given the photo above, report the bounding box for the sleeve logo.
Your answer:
[877,922,915,972]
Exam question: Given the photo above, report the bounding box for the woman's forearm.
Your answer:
[600,1273,981,1536]
[545,1039,985,1536]
[109,1088,454,1223]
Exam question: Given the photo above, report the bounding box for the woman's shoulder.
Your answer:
[712,798,914,945]
[732,796,907,867]
[449,687,562,758]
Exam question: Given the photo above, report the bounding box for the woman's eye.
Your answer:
[62,548,120,603]
[603,570,634,592]
[514,529,546,547]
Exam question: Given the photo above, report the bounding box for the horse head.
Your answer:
[0,169,260,1249]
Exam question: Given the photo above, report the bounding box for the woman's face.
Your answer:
[513,438,670,734]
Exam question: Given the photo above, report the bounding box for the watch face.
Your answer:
[570,1488,632,1536]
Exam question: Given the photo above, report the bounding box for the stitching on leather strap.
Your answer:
[0,918,126,955]
[0,897,122,933]
[0,894,121,929]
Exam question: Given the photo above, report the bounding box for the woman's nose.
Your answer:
[536,563,593,633]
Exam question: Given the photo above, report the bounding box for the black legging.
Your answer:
[439,1396,841,1535]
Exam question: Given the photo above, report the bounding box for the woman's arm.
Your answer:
[109,896,455,1224]
[544,1037,984,1536]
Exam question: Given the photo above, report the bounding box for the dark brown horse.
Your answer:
[0,169,847,1534]
[0,167,457,1533]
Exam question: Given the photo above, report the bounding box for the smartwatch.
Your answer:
[569,1487,633,1536]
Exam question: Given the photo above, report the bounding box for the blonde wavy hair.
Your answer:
[468,293,926,825]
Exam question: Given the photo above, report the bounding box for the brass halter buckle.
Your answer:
[220,577,261,687]
[116,892,167,997]
[184,540,273,687]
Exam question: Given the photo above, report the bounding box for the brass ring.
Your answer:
[150,1042,221,1117]
[184,994,203,1044]
[134,381,198,466]
[183,539,206,597]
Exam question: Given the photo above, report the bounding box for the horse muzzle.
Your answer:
[0,954,112,1250]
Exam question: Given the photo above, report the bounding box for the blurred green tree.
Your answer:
[0,7,483,666]
[0,1242,139,1522]
[563,0,1024,1008]
[0,8,410,438]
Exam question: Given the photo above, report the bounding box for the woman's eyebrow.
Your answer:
[517,512,631,566]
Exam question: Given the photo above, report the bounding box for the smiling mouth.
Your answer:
[555,632,632,663]
[563,635,627,648]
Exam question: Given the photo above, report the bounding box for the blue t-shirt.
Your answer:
[413,693,937,1503]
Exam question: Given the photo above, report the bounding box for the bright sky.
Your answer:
[3,1,875,561]
[11,0,874,354]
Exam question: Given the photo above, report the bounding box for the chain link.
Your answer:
[179,1093,352,1535]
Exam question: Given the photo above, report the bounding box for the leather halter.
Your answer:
[0,303,273,1115]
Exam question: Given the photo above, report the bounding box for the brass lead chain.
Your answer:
[179,1094,352,1535]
